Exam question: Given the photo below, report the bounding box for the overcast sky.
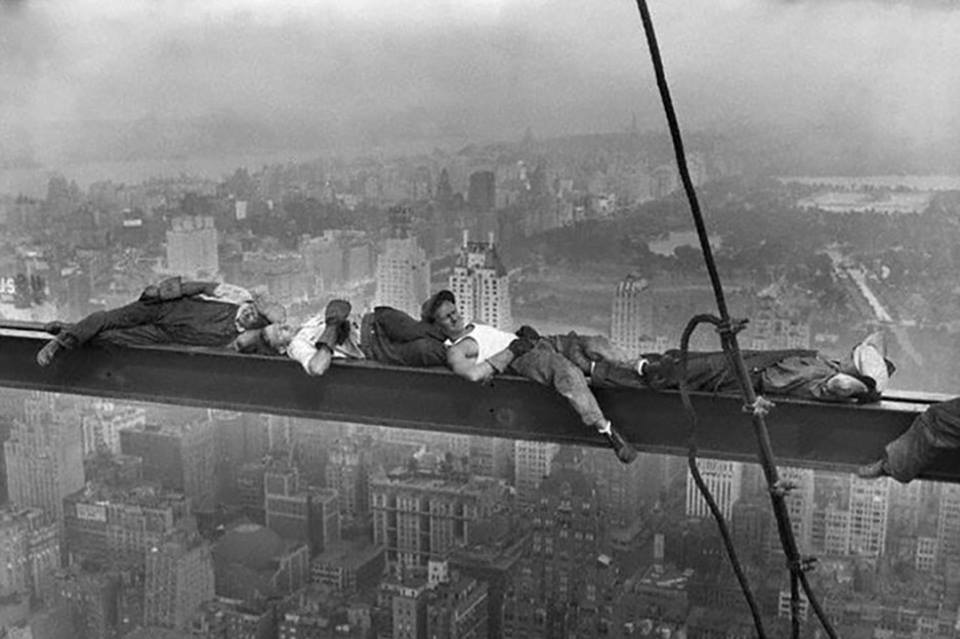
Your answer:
[1,0,958,149]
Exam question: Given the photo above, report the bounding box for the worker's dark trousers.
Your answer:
[885,397,960,483]
[60,298,239,349]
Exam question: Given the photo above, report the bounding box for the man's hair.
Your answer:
[421,290,456,323]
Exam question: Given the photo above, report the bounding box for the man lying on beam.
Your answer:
[598,331,895,405]
[35,276,286,365]
[421,290,642,465]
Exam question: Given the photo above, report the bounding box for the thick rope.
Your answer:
[631,2,838,637]
[677,314,767,636]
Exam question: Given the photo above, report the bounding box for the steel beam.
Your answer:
[1,326,955,482]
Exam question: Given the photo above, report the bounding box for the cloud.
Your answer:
[2,0,960,157]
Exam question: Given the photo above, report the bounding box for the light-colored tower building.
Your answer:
[610,275,655,358]
[848,476,889,558]
[370,470,507,572]
[166,215,218,279]
[144,534,215,630]
[514,441,559,504]
[685,459,743,521]
[375,207,430,318]
[449,231,511,329]
[4,393,85,526]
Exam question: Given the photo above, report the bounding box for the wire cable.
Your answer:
[677,314,767,637]
[631,1,838,637]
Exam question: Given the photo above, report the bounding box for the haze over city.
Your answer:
[2,0,960,170]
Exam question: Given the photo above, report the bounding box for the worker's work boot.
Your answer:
[316,300,352,351]
[602,423,638,464]
[36,338,68,367]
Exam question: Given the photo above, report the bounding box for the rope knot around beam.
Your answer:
[743,396,775,418]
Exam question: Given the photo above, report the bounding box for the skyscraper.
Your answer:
[325,438,371,524]
[503,449,614,638]
[370,470,508,572]
[119,417,216,508]
[165,215,219,279]
[264,462,341,556]
[63,483,192,570]
[449,231,511,329]
[375,206,430,318]
[514,441,559,504]
[4,393,84,526]
[848,475,889,558]
[685,459,743,521]
[937,484,960,569]
[143,533,215,630]
[0,507,59,602]
[610,275,655,358]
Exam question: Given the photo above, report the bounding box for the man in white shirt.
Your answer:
[421,290,640,464]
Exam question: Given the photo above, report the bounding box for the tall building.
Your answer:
[4,392,85,525]
[375,206,430,318]
[51,568,120,639]
[685,459,743,521]
[425,572,489,639]
[848,476,889,558]
[448,231,511,329]
[63,483,192,570]
[0,507,59,602]
[514,441,559,504]
[610,275,655,358]
[370,470,508,572]
[503,449,614,639]
[80,401,146,457]
[937,484,960,569]
[325,438,371,524]
[264,463,341,556]
[119,417,216,508]
[166,215,218,279]
[143,533,215,630]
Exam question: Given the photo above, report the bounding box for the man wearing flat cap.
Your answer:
[36,276,286,365]
[422,289,641,464]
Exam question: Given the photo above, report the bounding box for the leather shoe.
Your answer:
[856,458,889,480]
[36,339,65,367]
[605,425,638,464]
